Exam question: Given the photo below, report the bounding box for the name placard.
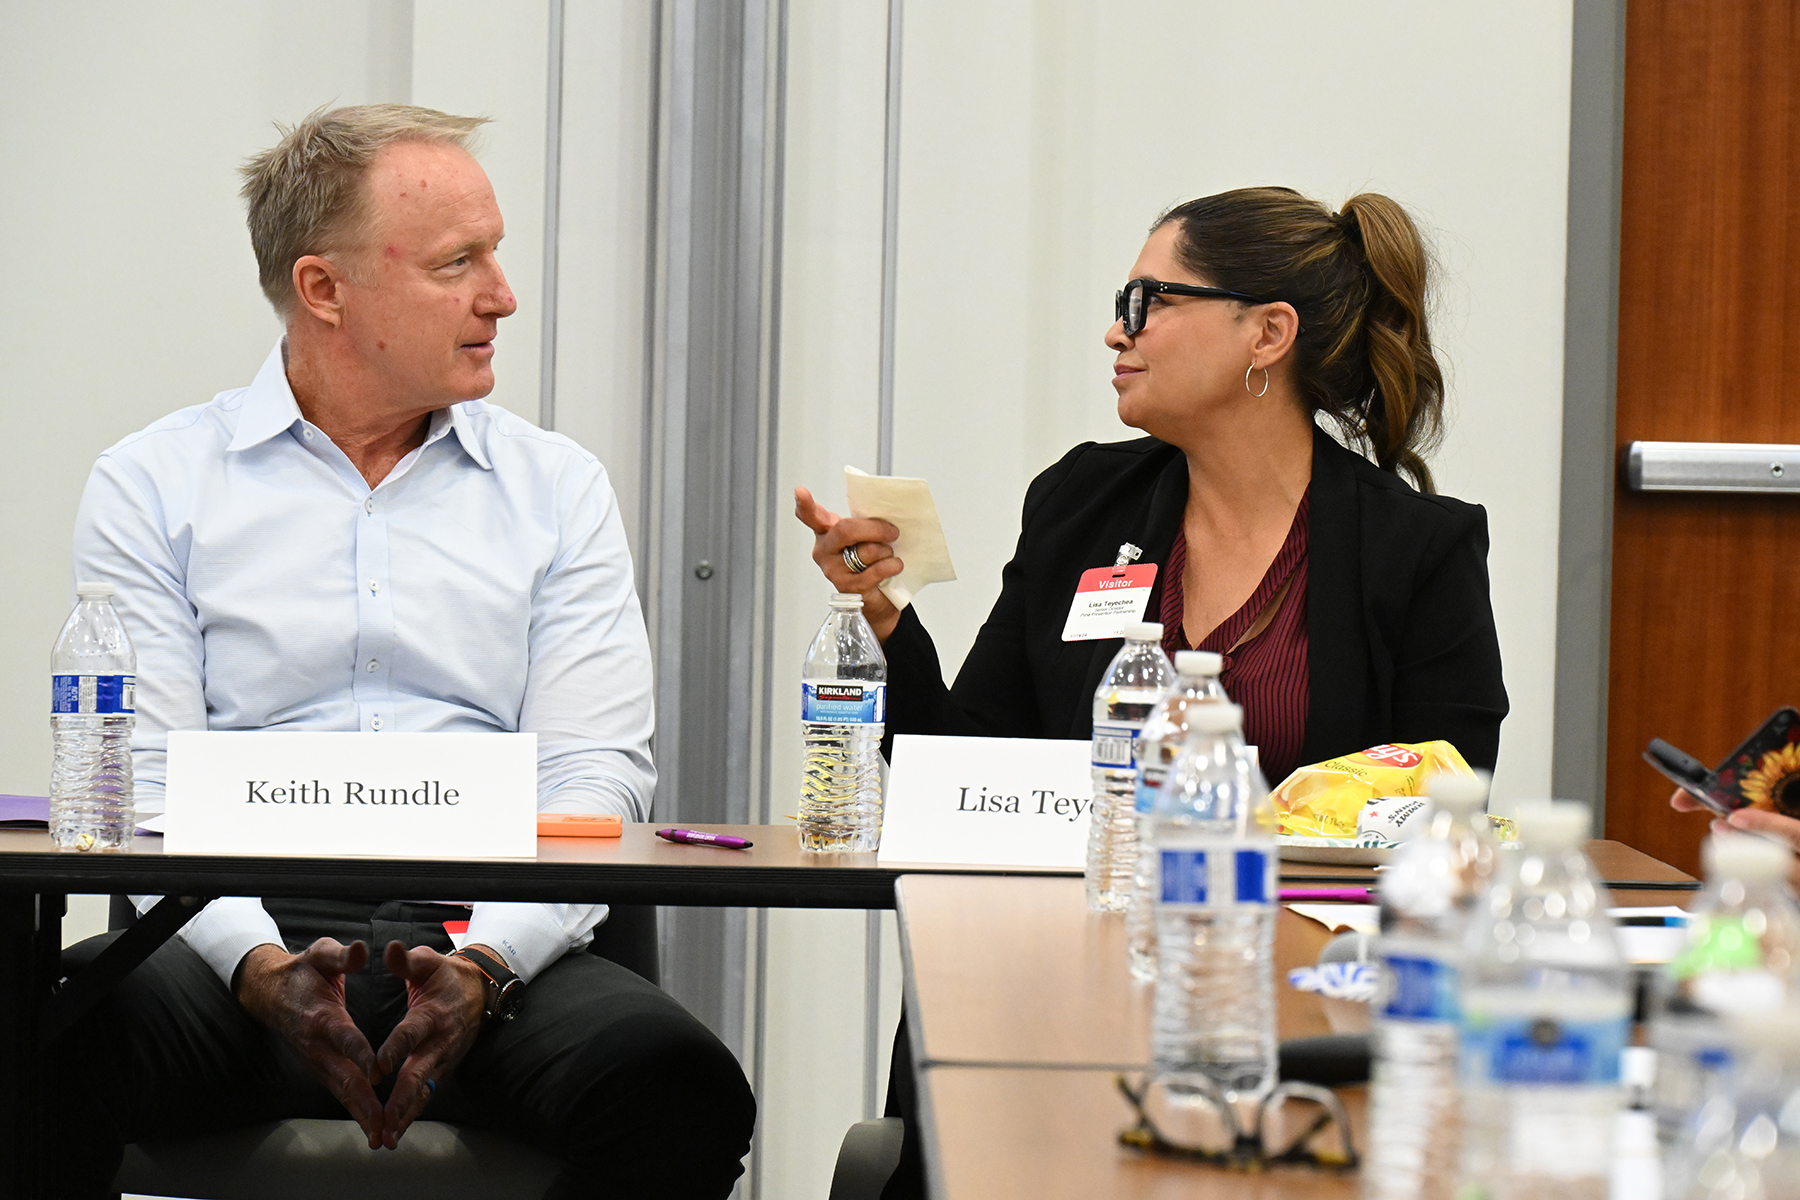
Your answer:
[164,731,537,858]
[877,734,1092,869]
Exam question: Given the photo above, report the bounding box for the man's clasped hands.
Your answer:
[233,937,493,1149]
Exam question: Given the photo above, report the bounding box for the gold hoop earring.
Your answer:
[1245,362,1269,397]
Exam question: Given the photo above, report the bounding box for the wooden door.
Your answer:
[1606,1,1800,876]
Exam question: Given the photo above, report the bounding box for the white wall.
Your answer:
[886,0,1574,809]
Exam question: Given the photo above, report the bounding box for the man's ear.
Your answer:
[292,255,349,327]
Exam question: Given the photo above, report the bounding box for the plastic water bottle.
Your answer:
[1456,802,1630,1200]
[1149,702,1278,1100]
[50,583,137,852]
[1649,830,1800,1196]
[1363,771,1496,1200]
[1087,622,1174,912]
[1126,650,1225,980]
[798,592,888,852]
[1672,1013,1800,1200]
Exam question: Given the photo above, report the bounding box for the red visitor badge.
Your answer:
[1060,564,1159,642]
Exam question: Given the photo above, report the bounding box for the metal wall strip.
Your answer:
[864,0,907,1125]
[538,0,565,431]
[644,0,782,1089]
[1551,0,1626,818]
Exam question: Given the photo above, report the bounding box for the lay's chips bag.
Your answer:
[1272,741,1475,840]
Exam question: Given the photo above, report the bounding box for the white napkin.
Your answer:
[844,466,957,609]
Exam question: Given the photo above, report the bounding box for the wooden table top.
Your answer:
[897,840,1698,1198]
[0,823,1068,910]
[897,842,1698,1071]
[924,1067,1363,1200]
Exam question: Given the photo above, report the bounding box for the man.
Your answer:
[58,104,755,1197]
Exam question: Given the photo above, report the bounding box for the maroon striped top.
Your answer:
[1160,490,1310,785]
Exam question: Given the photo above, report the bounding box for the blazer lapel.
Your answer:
[1301,428,1368,762]
[1065,447,1190,737]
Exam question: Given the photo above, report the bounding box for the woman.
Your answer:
[796,186,1508,785]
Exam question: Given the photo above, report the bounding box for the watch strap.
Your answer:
[450,946,522,1023]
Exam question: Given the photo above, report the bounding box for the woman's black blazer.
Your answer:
[882,425,1509,772]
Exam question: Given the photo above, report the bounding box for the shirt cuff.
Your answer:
[177,897,285,988]
[463,902,601,984]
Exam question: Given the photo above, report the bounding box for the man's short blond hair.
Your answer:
[239,104,489,318]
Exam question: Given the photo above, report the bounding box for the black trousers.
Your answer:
[51,899,756,1199]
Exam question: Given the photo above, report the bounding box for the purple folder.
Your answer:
[0,795,50,829]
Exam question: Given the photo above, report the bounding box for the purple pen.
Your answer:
[656,828,754,850]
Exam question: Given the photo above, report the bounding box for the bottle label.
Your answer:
[1379,953,1459,1022]
[52,674,135,715]
[1157,847,1274,908]
[801,681,886,724]
[1133,763,1168,814]
[1463,1013,1626,1086]
[1091,721,1139,770]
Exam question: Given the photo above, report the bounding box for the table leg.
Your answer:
[0,892,62,1200]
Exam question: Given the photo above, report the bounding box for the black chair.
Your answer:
[89,900,661,1199]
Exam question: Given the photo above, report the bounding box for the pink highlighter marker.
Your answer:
[1278,886,1374,903]
[656,828,754,850]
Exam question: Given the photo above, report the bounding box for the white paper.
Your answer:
[164,731,537,858]
[877,734,1091,869]
[1287,903,1380,935]
[844,467,956,608]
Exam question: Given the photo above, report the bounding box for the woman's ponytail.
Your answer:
[1337,194,1444,493]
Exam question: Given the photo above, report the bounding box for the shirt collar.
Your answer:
[225,342,305,452]
[226,340,494,471]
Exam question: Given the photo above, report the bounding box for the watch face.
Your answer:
[495,978,524,1022]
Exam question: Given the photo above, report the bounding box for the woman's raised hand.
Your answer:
[794,485,904,641]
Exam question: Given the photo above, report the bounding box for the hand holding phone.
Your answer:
[1645,707,1800,818]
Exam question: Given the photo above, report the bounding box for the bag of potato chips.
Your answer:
[1272,741,1475,840]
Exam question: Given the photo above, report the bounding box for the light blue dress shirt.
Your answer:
[72,342,655,984]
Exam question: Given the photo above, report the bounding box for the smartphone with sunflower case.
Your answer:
[1645,707,1800,817]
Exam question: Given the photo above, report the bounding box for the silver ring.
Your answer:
[842,546,869,573]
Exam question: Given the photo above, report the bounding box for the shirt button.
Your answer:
[303,428,314,440]
[364,497,375,514]
[371,715,384,731]
[368,580,381,594]
[366,659,379,672]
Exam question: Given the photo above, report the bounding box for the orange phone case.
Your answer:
[536,813,624,838]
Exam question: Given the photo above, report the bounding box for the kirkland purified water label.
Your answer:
[1090,721,1139,770]
[52,674,135,715]
[1380,954,1459,1021]
[1158,846,1275,908]
[1463,1013,1627,1085]
[801,682,886,724]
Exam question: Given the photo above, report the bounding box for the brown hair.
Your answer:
[1153,187,1446,492]
[238,104,489,318]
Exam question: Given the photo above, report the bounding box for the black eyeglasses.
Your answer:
[1114,277,1270,337]
[1114,1073,1358,1171]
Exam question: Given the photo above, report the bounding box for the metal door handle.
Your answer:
[1625,441,1800,493]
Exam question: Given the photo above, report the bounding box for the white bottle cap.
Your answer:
[1620,1044,1657,1090]
[1426,770,1490,812]
[1173,650,1223,677]
[75,582,115,599]
[1704,830,1794,883]
[1513,800,1590,847]
[1122,622,1163,641]
[829,592,864,608]
[1186,702,1243,735]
